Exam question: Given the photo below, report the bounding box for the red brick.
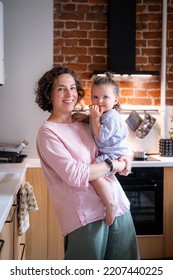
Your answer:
[53,0,173,105]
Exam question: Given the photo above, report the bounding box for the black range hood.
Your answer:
[94,0,159,76]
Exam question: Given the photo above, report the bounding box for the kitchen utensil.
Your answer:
[125,110,142,131]
[133,150,148,159]
[135,112,156,139]
[133,150,159,160]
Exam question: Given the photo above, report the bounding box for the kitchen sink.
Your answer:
[0,172,17,184]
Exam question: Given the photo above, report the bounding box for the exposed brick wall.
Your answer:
[136,0,162,72]
[54,0,173,106]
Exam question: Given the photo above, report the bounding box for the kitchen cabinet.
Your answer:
[163,167,173,258]
[137,236,163,259]
[0,197,25,260]
[47,196,64,259]
[0,204,15,259]
[13,197,26,260]
[25,168,64,260]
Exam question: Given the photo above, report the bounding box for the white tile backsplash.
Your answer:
[165,106,173,138]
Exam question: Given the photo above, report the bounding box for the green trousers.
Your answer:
[64,210,140,260]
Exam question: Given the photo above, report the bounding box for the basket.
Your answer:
[159,139,173,157]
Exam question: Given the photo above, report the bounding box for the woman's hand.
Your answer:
[112,159,125,174]
[89,156,131,181]
[72,112,89,123]
[118,155,132,176]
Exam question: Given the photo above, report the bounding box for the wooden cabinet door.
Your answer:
[13,197,26,260]
[25,168,64,260]
[0,204,16,260]
[137,236,163,259]
[25,168,48,259]
[163,167,173,258]
[48,193,64,260]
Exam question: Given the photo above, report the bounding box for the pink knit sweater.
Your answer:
[36,120,130,236]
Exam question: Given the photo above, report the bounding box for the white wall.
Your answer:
[0,1,4,85]
[0,0,53,157]
[120,109,161,155]
[121,105,173,155]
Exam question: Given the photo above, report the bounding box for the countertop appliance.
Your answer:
[133,150,159,160]
[116,167,163,235]
[133,156,160,162]
[0,140,28,163]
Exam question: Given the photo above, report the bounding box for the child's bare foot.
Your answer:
[105,201,117,226]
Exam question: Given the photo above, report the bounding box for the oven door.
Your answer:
[122,181,163,235]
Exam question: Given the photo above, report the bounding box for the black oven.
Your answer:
[116,167,163,235]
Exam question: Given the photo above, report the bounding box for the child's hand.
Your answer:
[89,105,103,119]
[72,112,89,123]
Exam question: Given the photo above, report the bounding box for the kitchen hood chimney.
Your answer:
[94,0,159,76]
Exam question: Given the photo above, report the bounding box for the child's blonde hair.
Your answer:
[92,72,121,112]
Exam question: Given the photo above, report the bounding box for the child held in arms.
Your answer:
[74,73,129,225]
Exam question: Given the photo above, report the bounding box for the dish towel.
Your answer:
[17,182,39,236]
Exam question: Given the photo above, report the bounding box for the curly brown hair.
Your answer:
[35,66,85,112]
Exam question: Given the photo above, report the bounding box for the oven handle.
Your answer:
[122,183,158,189]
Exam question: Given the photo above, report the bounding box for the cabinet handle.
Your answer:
[6,204,17,224]
[0,239,4,253]
[20,243,25,260]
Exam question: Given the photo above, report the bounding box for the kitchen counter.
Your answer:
[0,156,173,233]
[26,156,173,168]
[132,155,173,167]
[0,162,27,232]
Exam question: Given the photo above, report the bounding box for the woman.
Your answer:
[35,66,140,260]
